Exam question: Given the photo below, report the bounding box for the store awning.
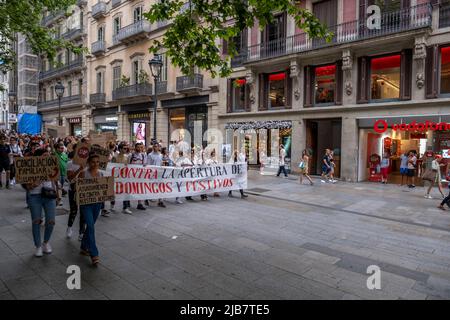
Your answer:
[225,120,292,130]
[358,114,450,128]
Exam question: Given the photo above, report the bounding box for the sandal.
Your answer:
[80,249,90,256]
[91,256,100,266]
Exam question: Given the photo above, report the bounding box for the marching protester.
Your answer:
[147,143,166,207]
[299,149,314,186]
[228,150,248,198]
[130,142,147,210]
[112,142,132,214]
[66,148,86,240]
[175,150,193,203]
[55,142,68,198]
[0,134,11,189]
[26,148,59,257]
[9,136,23,186]
[78,153,103,266]
[205,149,220,197]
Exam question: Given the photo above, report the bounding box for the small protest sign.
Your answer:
[73,143,91,167]
[46,125,66,138]
[90,145,110,170]
[88,131,115,148]
[76,177,115,206]
[15,155,60,184]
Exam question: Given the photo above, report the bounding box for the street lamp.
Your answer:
[55,81,65,126]
[148,54,163,143]
[8,92,17,131]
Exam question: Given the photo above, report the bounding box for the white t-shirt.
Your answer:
[175,156,193,167]
[29,181,54,195]
[407,156,417,170]
[279,148,286,166]
[147,152,162,166]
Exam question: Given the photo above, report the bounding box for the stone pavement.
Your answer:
[0,171,449,300]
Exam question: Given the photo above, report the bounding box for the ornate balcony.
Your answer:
[39,58,84,82]
[112,83,152,100]
[92,2,107,19]
[90,93,106,105]
[439,2,450,28]
[37,95,82,110]
[112,0,121,8]
[61,27,84,40]
[176,74,203,93]
[91,41,106,56]
[42,10,65,26]
[116,20,151,44]
[244,3,432,64]
[156,81,168,94]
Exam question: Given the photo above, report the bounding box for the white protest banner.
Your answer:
[106,163,247,201]
[76,177,115,206]
[15,155,60,184]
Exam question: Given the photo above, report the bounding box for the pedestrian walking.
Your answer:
[9,136,22,186]
[0,134,11,189]
[424,155,446,199]
[380,152,390,184]
[130,143,147,210]
[228,150,248,198]
[66,149,86,240]
[54,142,68,198]
[147,143,166,207]
[79,154,104,266]
[25,148,58,257]
[112,142,132,214]
[175,150,193,203]
[299,149,313,185]
[320,149,332,183]
[276,144,288,178]
[329,150,337,183]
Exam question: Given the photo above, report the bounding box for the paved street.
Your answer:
[1,171,450,300]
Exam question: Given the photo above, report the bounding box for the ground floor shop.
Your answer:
[40,108,88,137]
[92,107,119,136]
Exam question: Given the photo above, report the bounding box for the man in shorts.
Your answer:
[320,149,332,183]
[407,151,417,188]
[399,152,409,186]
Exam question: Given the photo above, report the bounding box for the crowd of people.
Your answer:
[0,129,248,266]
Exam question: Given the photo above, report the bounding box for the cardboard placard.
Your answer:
[89,131,115,148]
[76,176,115,206]
[46,125,66,138]
[73,142,91,167]
[90,145,110,170]
[15,155,60,184]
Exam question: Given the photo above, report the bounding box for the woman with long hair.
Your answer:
[299,149,314,185]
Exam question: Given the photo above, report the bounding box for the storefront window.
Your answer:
[370,54,401,100]
[95,124,117,135]
[231,78,246,111]
[440,46,450,95]
[169,108,186,142]
[314,64,336,105]
[268,72,286,108]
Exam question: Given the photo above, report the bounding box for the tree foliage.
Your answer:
[144,0,333,78]
[0,0,83,72]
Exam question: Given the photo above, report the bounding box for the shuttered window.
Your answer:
[113,66,121,90]
[440,46,450,95]
[304,61,342,107]
[227,78,250,113]
[258,70,292,110]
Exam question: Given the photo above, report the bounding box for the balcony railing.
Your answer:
[38,95,82,109]
[92,2,107,19]
[39,58,83,81]
[112,0,121,8]
[116,20,151,43]
[91,41,106,55]
[439,2,450,28]
[61,28,84,40]
[42,10,65,26]
[90,93,106,105]
[156,81,168,94]
[243,3,431,64]
[112,83,152,100]
[176,74,203,92]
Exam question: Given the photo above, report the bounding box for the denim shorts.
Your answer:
[400,168,408,175]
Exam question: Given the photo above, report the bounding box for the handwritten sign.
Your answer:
[76,177,115,206]
[15,156,60,184]
[46,125,66,138]
[73,142,91,167]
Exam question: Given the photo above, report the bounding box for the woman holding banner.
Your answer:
[228,150,248,199]
[78,153,103,266]
[25,148,58,257]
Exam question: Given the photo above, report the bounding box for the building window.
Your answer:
[50,86,54,100]
[134,6,143,22]
[132,60,140,85]
[67,81,72,96]
[42,88,47,102]
[98,26,104,41]
[268,72,287,108]
[160,53,168,82]
[440,46,450,95]
[113,66,121,90]
[113,17,121,35]
[314,64,336,105]
[370,54,401,100]
[96,72,104,93]
[228,78,248,112]
[78,79,83,96]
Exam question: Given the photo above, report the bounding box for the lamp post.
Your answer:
[148,54,163,143]
[8,92,17,131]
[55,81,65,126]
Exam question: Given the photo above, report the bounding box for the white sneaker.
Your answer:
[176,199,183,204]
[58,201,64,207]
[110,205,115,212]
[66,227,73,238]
[78,234,83,241]
[320,179,326,183]
[35,246,43,257]
[42,242,52,254]
[123,208,132,214]
[425,195,433,199]
[331,180,337,183]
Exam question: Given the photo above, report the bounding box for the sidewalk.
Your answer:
[246,170,450,233]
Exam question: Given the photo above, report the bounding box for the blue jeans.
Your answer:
[277,165,288,177]
[27,194,56,248]
[60,175,65,189]
[80,203,102,257]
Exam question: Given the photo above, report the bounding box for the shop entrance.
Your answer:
[306,118,342,177]
[169,106,208,150]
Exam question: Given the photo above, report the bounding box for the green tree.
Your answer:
[144,0,332,78]
[0,0,83,72]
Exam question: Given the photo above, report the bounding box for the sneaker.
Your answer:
[110,205,115,212]
[144,200,150,206]
[320,179,326,183]
[5,184,10,189]
[123,208,132,214]
[410,185,416,188]
[78,234,84,241]
[137,204,146,210]
[35,246,43,257]
[228,193,233,198]
[425,195,433,199]
[101,209,110,217]
[201,197,208,201]
[158,202,166,208]
[241,193,248,198]
[58,201,64,207]
[176,199,183,204]
[186,197,194,201]
[66,227,73,238]
[42,242,52,254]
[331,180,337,183]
